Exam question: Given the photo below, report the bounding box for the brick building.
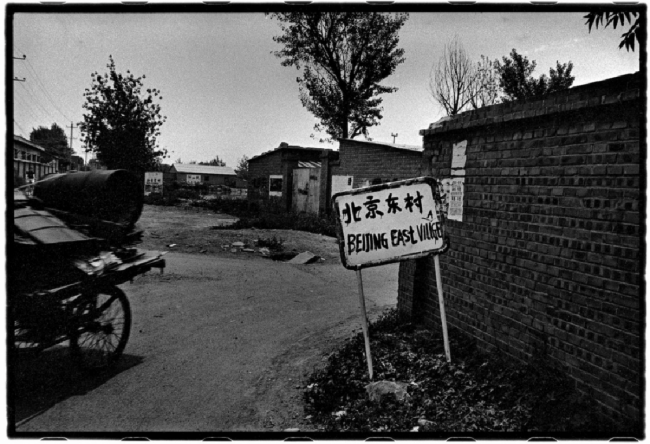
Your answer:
[320,139,424,213]
[398,72,642,425]
[247,142,330,211]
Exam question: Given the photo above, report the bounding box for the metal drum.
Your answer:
[33,170,144,229]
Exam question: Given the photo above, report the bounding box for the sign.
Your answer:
[269,175,283,197]
[144,172,163,196]
[332,177,449,270]
[187,174,201,185]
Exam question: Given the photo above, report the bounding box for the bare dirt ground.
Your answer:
[13,204,398,434]
[137,204,342,262]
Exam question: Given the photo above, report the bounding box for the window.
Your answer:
[204,176,210,181]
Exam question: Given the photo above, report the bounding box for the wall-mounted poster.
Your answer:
[269,175,283,197]
[186,174,201,185]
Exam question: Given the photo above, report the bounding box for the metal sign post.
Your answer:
[433,254,451,362]
[332,177,451,379]
[355,268,374,380]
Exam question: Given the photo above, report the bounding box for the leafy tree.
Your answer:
[494,49,574,102]
[270,12,408,142]
[79,56,167,173]
[584,11,641,51]
[199,156,226,166]
[30,123,71,164]
[234,155,249,181]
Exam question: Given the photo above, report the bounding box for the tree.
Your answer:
[30,123,71,164]
[79,56,167,173]
[269,12,408,142]
[494,49,575,102]
[234,155,249,181]
[199,156,226,166]
[469,55,501,110]
[584,11,641,52]
[429,36,476,116]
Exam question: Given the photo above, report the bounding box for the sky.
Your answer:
[11,8,640,168]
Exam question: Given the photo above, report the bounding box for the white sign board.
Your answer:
[144,172,163,196]
[186,174,201,185]
[332,177,449,269]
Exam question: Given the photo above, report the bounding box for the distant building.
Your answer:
[13,135,60,182]
[170,163,239,187]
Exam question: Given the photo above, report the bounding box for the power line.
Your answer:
[13,119,28,137]
[23,57,74,122]
[17,81,60,124]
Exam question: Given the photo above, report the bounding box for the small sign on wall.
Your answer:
[187,174,201,185]
[332,177,449,270]
[269,175,283,197]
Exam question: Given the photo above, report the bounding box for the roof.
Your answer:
[14,135,46,153]
[172,163,236,176]
[249,143,332,162]
[338,138,423,153]
[297,161,321,168]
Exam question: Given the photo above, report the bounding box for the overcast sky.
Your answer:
[11,10,639,168]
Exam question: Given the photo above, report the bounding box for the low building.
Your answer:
[317,139,424,214]
[170,163,238,187]
[13,135,60,183]
[247,142,331,211]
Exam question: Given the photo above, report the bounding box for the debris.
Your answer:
[418,418,433,427]
[259,247,271,256]
[283,428,300,433]
[200,249,207,253]
[410,426,420,432]
[230,248,238,253]
[232,241,245,248]
[333,410,347,418]
[365,380,410,403]
[287,251,320,264]
[167,244,177,248]
[242,248,255,253]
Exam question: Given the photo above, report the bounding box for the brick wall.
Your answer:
[248,150,283,201]
[331,139,423,189]
[398,72,643,424]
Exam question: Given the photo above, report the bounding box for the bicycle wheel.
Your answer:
[69,286,131,370]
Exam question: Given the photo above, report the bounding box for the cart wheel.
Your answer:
[69,286,131,370]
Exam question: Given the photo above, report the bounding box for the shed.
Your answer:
[247,142,331,211]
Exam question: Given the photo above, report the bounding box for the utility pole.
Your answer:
[67,122,77,152]
[13,54,26,82]
[391,133,398,144]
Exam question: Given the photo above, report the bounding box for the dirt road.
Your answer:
[13,205,398,433]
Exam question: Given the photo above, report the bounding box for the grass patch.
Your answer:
[303,309,630,435]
